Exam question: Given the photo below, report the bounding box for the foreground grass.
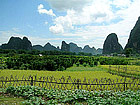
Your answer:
[0,88,24,104]
[0,95,24,105]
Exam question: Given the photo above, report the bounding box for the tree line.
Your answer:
[0,54,129,71]
[0,49,93,56]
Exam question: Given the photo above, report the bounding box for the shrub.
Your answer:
[76,62,80,67]
[94,61,98,66]
[89,63,94,67]
[20,64,30,70]
[43,60,57,71]
[13,66,18,70]
[0,57,7,69]
[135,61,140,65]
[83,63,87,67]
[57,66,65,71]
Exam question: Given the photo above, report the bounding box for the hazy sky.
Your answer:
[0,0,140,49]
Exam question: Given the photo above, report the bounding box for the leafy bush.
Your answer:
[0,57,7,69]
[76,62,80,67]
[13,66,18,70]
[135,61,140,66]
[94,61,98,66]
[57,66,65,71]
[89,63,94,67]
[19,64,30,70]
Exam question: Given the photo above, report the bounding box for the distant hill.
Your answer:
[83,45,97,55]
[97,48,103,54]
[33,43,60,51]
[125,17,140,53]
[32,45,44,51]
[69,43,99,55]
[1,36,32,50]
[103,33,123,54]
[61,41,70,52]
[69,42,82,53]
[70,42,80,52]
[44,42,60,51]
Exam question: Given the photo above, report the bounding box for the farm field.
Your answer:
[0,65,140,91]
[0,66,122,80]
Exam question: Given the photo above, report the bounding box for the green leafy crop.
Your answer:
[3,86,140,105]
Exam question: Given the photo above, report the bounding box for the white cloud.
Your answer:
[82,0,114,23]
[49,0,114,34]
[49,24,64,34]
[112,0,132,8]
[12,28,20,32]
[49,10,74,34]
[46,0,92,11]
[38,4,44,10]
[38,4,56,17]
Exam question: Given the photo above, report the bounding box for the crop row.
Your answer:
[0,70,123,81]
[1,86,140,105]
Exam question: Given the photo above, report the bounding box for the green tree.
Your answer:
[125,48,133,57]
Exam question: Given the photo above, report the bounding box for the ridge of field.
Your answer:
[66,65,106,71]
[101,65,140,76]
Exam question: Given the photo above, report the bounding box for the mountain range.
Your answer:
[0,37,102,55]
[1,16,140,55]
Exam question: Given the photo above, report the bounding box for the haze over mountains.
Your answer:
[1,16,140,55]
